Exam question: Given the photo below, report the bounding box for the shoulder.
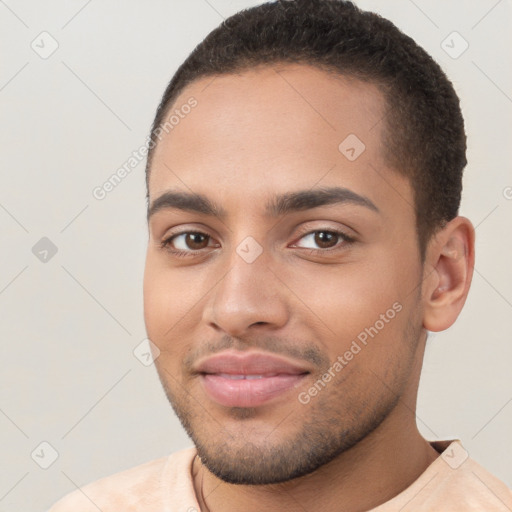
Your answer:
[423,440,512,510]
[48,447,197,512]
[377,440,512,511]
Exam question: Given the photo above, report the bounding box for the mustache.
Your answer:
[182,334,330,371]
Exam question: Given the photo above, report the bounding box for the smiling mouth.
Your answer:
[200,372,309,408]
[216,373,280,379]
[194,350,311,408]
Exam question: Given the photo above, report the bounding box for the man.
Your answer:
[50,0,512,510]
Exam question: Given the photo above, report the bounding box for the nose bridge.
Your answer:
[217,238,272,311]
[204,234,289,334]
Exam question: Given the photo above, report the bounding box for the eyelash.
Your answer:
[160,228,355,258]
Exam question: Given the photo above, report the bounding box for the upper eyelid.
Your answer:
[164,226,350,239]
[163,219,355,237]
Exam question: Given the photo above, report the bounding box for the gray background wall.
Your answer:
[0,0,511,510]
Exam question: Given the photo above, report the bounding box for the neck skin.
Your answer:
[192,336,440,512]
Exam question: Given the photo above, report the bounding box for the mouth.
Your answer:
[195,351,311,408]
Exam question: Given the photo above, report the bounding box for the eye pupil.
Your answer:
[314,231,338,248]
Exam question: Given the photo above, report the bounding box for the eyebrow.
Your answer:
[147,186,379,221]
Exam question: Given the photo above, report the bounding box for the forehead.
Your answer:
[148,63,411,219]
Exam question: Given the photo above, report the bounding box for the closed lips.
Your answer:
[195,350,310,408]
[216,373,280,379]
[194,350,311,376]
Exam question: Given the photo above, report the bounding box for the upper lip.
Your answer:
[194,350,311,376]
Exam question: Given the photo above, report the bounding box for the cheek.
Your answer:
[143,257,184,341]
[143,275,185,374]
[291,263,399,327]
[143,258,165,334]
[143,255,207,358]
[285,255,416,360]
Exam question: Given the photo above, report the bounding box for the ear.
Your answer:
[422,216,475,332]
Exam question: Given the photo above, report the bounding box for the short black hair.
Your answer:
[145,0,466,259]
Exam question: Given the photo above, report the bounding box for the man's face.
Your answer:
[144,64,426,484]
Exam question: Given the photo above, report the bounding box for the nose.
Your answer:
[202,248,290,338]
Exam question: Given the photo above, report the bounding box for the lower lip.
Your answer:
[200,373,307,408]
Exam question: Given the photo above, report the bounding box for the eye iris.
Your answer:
[187,233,208,250]
[314,231,338,249]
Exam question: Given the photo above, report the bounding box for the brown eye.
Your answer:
[183,232,210,250]
[313,231,339,249]
[295,230,346,250]
[161,231,214,253]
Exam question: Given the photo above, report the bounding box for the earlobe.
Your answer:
[422,217,475,332]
